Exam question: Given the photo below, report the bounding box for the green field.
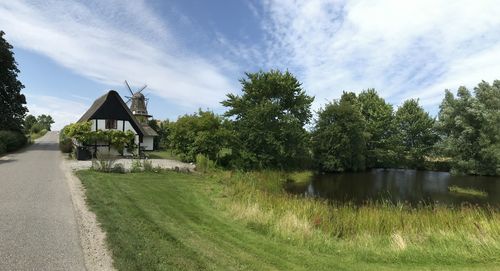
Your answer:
[77,170,500,271]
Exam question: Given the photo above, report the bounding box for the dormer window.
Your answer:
[105,119,117,129]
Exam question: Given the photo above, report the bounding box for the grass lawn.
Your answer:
[77,171,500,271]
[29,129,47,141]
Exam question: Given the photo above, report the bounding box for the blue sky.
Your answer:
[2,0,500,129]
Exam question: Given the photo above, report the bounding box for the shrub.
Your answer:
[143,159,154,172]
[196,154,216,173]
[59,137,73,153]
[0,130,27,154]
[168,110,230,163]
[91,151,117,172]
[59,125,73,153]
[131,159,143,173]
[0,141,6,154]
[30,122,45,134]
[111,163,126,174]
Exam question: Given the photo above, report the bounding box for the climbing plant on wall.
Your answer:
[63,122,136,154]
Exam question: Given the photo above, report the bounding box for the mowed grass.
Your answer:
[77,170,500,271]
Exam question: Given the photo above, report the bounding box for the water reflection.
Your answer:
[285,169,500,207]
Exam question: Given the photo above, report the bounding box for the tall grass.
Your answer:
[211,171,500,262]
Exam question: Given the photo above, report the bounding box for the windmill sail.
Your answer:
[124,81,151,124]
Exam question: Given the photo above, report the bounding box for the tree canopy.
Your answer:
[168,110,229,163]
[24,114,37,132]
[312,92,366,172]
[222,70,314,169]
[437,82,500,175]
[36,114,54,131]
[24,114,54,133]
[115,68,499,176]
[358,89,396,168]
[394,99,437,168]
[0,31,27,131]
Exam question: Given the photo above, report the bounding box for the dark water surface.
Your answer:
[285,169,500,207]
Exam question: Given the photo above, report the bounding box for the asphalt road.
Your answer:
[0,132,85,270]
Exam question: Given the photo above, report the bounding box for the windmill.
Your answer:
[124,80,151,123]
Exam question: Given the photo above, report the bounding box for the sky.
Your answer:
[2,0,500,129]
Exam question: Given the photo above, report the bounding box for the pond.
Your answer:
[285,169,500,207]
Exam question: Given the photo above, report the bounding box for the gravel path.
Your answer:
[66,157,195,172]
[0,132,86,270]
[61,160,114,271]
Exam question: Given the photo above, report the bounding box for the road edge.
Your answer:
[61,159,115,271]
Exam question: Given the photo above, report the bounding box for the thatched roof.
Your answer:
[78,90,147,137]
[141,124,158,137]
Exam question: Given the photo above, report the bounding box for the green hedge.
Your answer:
[59,126,73,153]
[0,130,27,155]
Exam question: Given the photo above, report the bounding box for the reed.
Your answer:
[213,170,500,262]
[449,185,488,197]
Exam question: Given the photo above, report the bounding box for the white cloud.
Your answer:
[0,0,236,110]
[26,94,89,130]
[260,0,500,110]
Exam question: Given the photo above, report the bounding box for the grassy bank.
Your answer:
[78,170,500,270]
[29,129,47,141]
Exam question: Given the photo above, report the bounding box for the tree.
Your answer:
[358,89,396,168]
[437,81,500,175]
[394,99,437,168]
[30,122,45,134]
[169,110,229,162]
[24,114,37,132]
[312,92,366,172]
[36,114,54,131]
[474,81,500,175]
[157,120,173,150]
[222,70,314,169]
[0,31,27,131]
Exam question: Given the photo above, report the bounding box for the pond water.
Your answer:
[285,169,500,207]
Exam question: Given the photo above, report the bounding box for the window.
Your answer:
[105,119,117,129]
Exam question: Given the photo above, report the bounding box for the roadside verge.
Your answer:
[61,159,115,271]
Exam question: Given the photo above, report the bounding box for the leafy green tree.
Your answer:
[395,99,437,168]
[312,92,366,172]
[169,110,228,162]
[30,122,45,134]
[36,114,54,131]
[474,81,500,175]
[157,120,173,150]
[24,114,37,132]
[222,70,314,169]
[358,89,396,168]
[437,81,500,175]
[0,31,27,131]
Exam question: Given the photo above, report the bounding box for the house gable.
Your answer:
[78,90,146,137]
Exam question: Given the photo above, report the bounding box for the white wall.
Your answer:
[88,119,145,155]
[88,119,157,153]
[90,119,135,133]
[141,136,154,151]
